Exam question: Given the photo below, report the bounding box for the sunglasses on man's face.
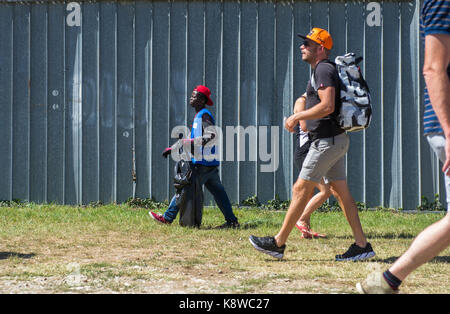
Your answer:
[302,40,316,48]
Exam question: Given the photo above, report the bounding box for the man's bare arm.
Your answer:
[285,87,335,132]
[294,93,308,132]
[423,34,450,174]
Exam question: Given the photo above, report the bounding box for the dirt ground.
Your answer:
[1,208,449,294]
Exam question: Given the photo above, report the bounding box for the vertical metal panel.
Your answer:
[346,2,365,204]
[257,1,275,203]
[98,2,117,204]
[221,0,240,204]
[134,0,152,199]
[30,4,48,203]
[64,2,82,204]
[12,4,30,201]
[0,4,13,201]
[239,0,258,203]
[382,1,402,209]
[364,0,384,208]
[400,1,421,209]
[0,0,440,210]
[275,1,294,201]
[47,3,65,204]
[82,2,99,203]
[116,3,135,203]
[150,1,170,202]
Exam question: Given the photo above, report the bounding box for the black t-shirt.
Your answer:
[305,59,344,141]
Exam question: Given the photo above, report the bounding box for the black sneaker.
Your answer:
[214,221,240,229]
[335,242,376,261]
[249,235,285,260]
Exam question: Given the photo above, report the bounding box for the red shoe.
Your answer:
[295,224,326,239]
[149,211,171,224]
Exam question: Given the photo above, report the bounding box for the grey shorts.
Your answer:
[299,132,349,183]
[427,134,450,211]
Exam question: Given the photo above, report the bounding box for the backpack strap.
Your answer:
[310,59,336,93]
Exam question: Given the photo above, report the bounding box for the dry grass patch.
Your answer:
[0,205,449,293]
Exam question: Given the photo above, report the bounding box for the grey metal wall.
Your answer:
[0,0,438,209]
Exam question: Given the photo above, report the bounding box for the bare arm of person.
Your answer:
[423,34,450,175]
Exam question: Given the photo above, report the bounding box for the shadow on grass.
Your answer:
[333,232,418,240]
[0,252,36,260]
[263,256,450,264]
[200,219,276,230]
[366,232,418,239]
[377,256,450,264]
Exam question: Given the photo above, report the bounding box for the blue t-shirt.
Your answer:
[421,0,450,135]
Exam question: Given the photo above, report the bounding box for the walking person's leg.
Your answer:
[388,213,450,280]
[320,134,374,261]
[296,179,331,238]
[356,213,450,294]
[203,167,239,227]
[274,179,317,246]
[249,178,316,259]
[149,195,178,224]
[388,135,450,280]
[330,180,367,248]
[357,134,450,293]
[249,134,346,259]
[298,181,330,228]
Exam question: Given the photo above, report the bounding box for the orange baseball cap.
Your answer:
[298,27,333,50]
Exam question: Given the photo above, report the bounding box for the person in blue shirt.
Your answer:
[150,85,239,229]
[357,0,450,294]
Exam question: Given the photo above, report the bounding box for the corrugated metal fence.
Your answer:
[0,0,441,209]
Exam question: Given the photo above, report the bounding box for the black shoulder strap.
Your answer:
[311,59,336,92]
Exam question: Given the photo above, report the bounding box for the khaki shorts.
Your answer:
[299,132,349,183]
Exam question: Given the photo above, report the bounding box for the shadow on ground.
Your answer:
[378,256,450,264]
[0,252,35,260]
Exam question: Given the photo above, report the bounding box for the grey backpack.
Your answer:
[311,53,372,132]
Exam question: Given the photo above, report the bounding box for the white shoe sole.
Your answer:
[249,237,283,260]
[335,251,376,262]
[355,282,366,294]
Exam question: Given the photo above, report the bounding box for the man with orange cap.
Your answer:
[250,28,374,261]
[150,85,239,228]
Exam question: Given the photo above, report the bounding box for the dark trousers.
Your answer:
[163,165,238,223]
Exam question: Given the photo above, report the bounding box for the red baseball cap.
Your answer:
[194,85,213,106]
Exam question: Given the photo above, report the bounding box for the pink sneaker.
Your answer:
[149,211,171,224]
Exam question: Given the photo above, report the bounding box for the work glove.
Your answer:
[162,147,172,158]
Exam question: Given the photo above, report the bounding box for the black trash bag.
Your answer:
[173,159,193,190]
[174,160,203,227]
